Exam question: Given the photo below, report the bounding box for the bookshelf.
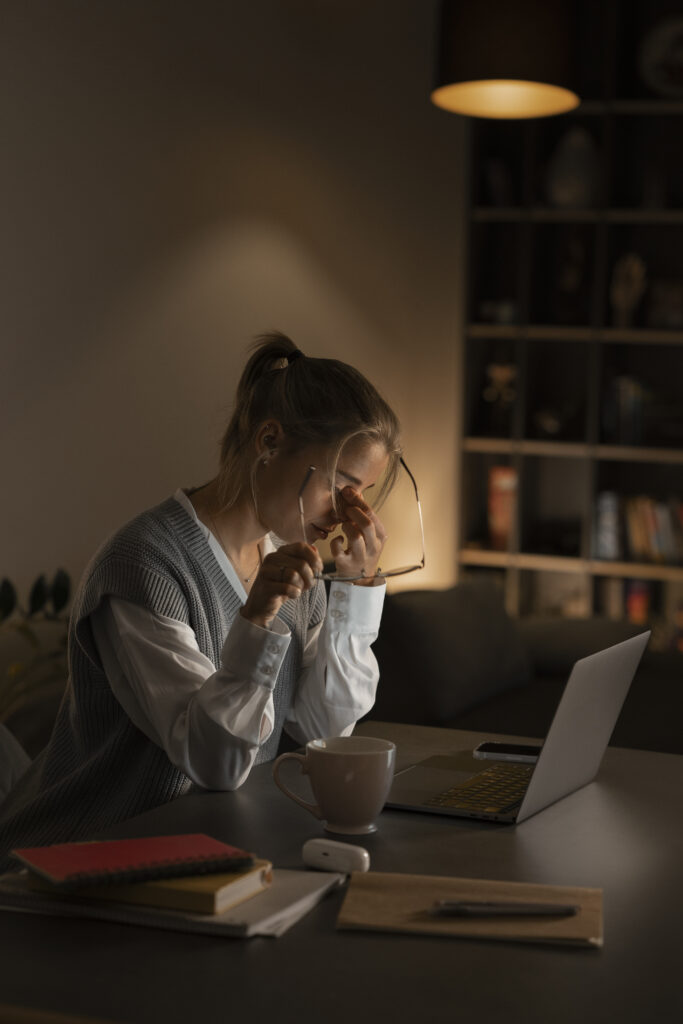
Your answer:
[457,0,683,648]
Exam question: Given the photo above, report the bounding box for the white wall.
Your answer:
[1,0,466,596]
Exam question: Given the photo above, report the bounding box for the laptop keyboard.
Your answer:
[424,761,534,815]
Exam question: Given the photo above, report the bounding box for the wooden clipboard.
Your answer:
[337,872,603,948]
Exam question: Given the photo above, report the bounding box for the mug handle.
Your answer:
[272,752,323,819]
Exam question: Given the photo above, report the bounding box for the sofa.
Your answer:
[364,581,683,756]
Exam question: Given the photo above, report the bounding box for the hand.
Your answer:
[241,543,323,628]
[330,487,387,586]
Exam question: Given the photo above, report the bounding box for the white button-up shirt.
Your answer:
[90,490,385,790]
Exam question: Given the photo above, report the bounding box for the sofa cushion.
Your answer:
[369,582,530,726]
[447,652,683,756]
[518,616,645,677]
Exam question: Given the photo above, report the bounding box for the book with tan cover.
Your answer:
[27,859,273,915]
[337,872,603,947]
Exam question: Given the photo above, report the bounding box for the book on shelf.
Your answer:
[667,497,683,562]
[10,833,254,889]
[593,491,621,560]
[625,580,652,626]
[487,465,517,551]
[625,497,656,562]
[594,492,683,566]
[26,858,273,916]
[625,496,683,564]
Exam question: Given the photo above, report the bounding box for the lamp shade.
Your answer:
[431,0,580,119]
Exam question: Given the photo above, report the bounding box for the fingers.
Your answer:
[332,487,387,576]
[241,544,323,628]
[330,535,345,560]
[339,487,387,544]
[262,544,323,593]
[340,487,387,549]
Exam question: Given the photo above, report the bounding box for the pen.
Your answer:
[431,900,579,918]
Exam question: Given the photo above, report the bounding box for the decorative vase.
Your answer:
[545,126,601,208]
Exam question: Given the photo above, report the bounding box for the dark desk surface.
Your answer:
[2,724,682,1024]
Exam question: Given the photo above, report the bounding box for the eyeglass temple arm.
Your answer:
[298,465,317,540]
[400,457,426,569]
[399,456,419,498]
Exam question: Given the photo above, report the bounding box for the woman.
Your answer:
[0,332,402,864]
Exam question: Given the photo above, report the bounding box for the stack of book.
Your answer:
[0,833,343,938]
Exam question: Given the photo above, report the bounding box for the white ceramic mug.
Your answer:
[272,735,396,835]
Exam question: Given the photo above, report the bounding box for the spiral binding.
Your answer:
[59,853,255,890]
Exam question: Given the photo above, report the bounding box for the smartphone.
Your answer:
[473,741,541,764]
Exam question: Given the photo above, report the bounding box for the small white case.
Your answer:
[302,838,370,873]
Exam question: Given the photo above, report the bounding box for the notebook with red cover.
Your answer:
[11,833,254,888]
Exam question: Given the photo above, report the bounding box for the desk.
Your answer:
[1,724,682,1024]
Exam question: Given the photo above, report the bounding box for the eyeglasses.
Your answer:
[297,457,425,583]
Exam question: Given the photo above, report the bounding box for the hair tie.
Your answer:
[287,349,303,364]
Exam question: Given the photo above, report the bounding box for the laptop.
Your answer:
[386,630,650,824]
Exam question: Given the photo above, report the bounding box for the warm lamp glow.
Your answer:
[431,79,580,120]
[432,0,580,121]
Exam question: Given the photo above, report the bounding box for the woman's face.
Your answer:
[255,436,389,545]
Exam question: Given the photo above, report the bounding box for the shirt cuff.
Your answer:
[326,580,386,634]
[222,612,291,690]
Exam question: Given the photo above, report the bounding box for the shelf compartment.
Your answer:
[464,337,519,439]
[528,223,598,325]
[606,223,683,330]
[530,116,605,208]
[612,117,683,208]
[613,2,683,101]
[461,453,519,554]
[470,121,527,208]
[593,476,683,570]
[593,484,682,568]
[524,339,589,442]
[519,457,589,559]
[469,222,524,325]
[596,454,683,495]
[600,341,683,448]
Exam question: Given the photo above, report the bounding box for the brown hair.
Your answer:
[216,332,402,509]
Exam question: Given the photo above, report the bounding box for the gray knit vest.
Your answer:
[0,496,326,868]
